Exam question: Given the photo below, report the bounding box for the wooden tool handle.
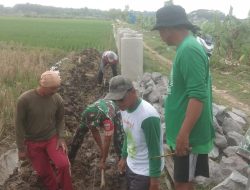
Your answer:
[100,169,105,189]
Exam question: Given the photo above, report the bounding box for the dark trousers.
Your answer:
[97,64,117,84]
[126,166,150,190]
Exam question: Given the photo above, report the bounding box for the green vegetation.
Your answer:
[128,16,250,109]
[0,42,65,139]
[0,17,116,140]
[0,16,115,51]
[143,46,170,75]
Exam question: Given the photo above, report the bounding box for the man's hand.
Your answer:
[18,150,27,160]
[175,98,203,156]
[149,178,160,190]
[117,158,126,174]
[175,128,190,156]
[56,138,68,154]
[99,158,106,170]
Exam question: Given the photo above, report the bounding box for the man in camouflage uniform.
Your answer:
[68,99,124,169]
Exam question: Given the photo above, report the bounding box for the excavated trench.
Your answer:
[3,48,127,190]
[2,48,169,190]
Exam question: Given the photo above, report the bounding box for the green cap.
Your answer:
[105,75,133,100]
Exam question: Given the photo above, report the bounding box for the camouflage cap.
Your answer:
[105,75,133,100]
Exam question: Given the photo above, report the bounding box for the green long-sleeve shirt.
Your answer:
[165,35,214,152]
[15,89,65,151]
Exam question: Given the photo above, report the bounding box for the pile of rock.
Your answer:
[134,72,249,190]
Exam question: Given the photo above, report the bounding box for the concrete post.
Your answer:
[120,33,143,81]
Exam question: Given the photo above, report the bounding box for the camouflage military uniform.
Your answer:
[68,99,124,161]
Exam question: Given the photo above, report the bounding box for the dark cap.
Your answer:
[152,5,193,30]
[105,75,133,100]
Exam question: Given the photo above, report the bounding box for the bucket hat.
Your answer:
[152,5,194,30]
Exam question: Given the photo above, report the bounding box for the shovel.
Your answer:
[100,169,105,189]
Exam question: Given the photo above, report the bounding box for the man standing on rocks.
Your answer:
[68,99,124,170]
[97,50,118,86]
[105,75,164,190]
[152,5,215,190]
[15,70,73,190]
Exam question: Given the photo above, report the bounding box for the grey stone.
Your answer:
[142,86,153,97]
[148,88,161,103]
[145,79,155,88]
[0,149,18,185]
[223,146,239,157]
[211,170,247,190]
[227,131,244,146]
[151,72,162,82]
[232,108,248,120]
[220,155,249,177]
[209,146,220,159]
[215,132,228,149]
[213,116,224,134]
[141,72,152,84]
[222,117,244,135]
[213,103,227,116]
[227,111,247,127]
[195,159,226,186]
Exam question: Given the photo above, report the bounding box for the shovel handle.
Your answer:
[151,152,175,159]
[100,169,105,188]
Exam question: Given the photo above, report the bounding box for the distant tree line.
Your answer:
[1,3,249,67]
[0,3,154,20]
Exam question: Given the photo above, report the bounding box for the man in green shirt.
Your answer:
[15,70,73,190]
[152,5,215,190]
[105,75,164,190]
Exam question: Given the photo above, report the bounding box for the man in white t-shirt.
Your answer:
[105,75,164,190]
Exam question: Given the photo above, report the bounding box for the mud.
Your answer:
[2,48,169,190]
[3,48,126,190]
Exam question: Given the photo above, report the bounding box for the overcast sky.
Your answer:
[0,0,249,19]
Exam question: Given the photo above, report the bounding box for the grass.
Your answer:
[0,16,116,51]
[143,46,170,75]
[141,26,250,111]
[0,17,117,142]
[211,67,250,106]
[0,42,66,139]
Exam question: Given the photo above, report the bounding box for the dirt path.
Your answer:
[144,42,250,116]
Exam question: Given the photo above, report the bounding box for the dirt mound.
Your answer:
[3,48,126,190]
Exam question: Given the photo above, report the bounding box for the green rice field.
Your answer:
[0,16,115,51]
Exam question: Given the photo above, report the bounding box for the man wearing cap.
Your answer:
[152,5,215,190]
[97,50,118,85]
[105,75,164,190]
[68,99,124,170]
[15,70,73,190]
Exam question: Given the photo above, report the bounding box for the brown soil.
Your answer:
[2,48,171,190]
[3,48,127,190]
